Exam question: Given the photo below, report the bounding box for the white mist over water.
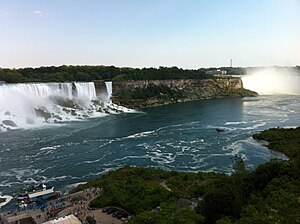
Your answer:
[0,82,131,131]
[242,67,300,95]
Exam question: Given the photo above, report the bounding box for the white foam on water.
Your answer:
[40,145,63,151]
[123,130,156,139]
[225,121,248,125]
[208,122,266,131]
[0,168,41,181]
[283,126,298,129]
[64,182,87,191]
[112,155,150,162]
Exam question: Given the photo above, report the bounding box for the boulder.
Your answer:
[2,120,17,127]
[4,111,11,116]
[35,108,51,120]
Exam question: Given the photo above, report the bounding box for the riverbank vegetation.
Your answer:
[113,82,258,109]
[0,66,214,83]
[253,126,300,160]
[74,126,300,223]
[114,84,185,108]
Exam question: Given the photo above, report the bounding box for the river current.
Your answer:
[0,95,300,197]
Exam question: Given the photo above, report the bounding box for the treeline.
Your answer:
[74,126,300,224]
[113,67,212,81]
[1,65,299,83]
[0,66,214,83]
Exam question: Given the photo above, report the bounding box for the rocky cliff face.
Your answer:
[112,78,243,91]
[95,78,257,109]
[93,81,107,96]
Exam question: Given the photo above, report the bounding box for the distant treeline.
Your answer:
[1,65,298,83]
[0,65,248,83]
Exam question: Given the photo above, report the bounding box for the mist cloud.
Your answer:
[242,67,300,95]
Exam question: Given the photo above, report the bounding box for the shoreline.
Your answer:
[253,126,300,160]
[113,91,258,109]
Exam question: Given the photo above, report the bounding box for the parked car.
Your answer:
[106,207,117,214]
[86,216,96,224]
[102,207,109,213]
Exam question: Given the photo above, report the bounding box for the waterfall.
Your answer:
[74,82,97,100]
[105,81,113,102]
[0,83,73,98]
[242,67,300,95]
[0,81,131,131]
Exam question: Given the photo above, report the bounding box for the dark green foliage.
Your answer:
[199,183,242,223]
[0,66,213,83]
[74,166,220,215]
[228,127,300,224]
[129,202,204,224]
[114,66,212,81]
[76,166,175,214]
[253,126,300,159]
[166,172,223,198]
[217,88,258,98]
[249,160,294,192]
[236,179,300,224]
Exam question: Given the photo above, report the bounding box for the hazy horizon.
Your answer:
[1,0,300,68]
[1,64,300,70]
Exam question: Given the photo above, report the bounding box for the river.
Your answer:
[0,95,300,197]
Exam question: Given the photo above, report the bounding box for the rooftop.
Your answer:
[28,188,54,199]
[43,215,82,224]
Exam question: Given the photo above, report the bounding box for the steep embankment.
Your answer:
[107,77,257,108]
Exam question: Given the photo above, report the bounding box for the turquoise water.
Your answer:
[1,96,300,197]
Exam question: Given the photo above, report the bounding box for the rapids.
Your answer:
[0,95,299,200]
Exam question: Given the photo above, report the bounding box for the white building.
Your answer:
[43,215,82,224]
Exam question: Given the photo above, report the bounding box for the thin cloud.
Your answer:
[33,10,43,16]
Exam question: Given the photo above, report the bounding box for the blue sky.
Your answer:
[0,0,299,68]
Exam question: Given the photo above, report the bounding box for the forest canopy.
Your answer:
[0,65,247,83]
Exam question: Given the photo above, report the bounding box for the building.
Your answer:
[43,215,82,224]
[206,69,227,76]
[27,187,56,203]
[1,213,36,224]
